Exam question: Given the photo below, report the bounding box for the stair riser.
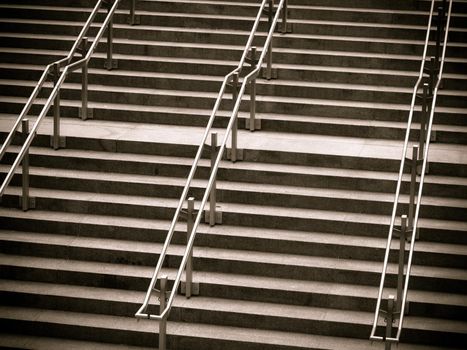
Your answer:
[2,265,466,322]
[0,316,323,350]
[5,81,467,114]
[1,47,465,78]
[0,318,160,349]
[2,208,466,264]
[3,131,467,178]
[0,51,237,76]
[4,150,467,201]
[5,32,462,59]
[4,170,466,221]
[1,257,465,299]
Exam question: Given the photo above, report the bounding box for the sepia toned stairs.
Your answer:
[0,0,466,349]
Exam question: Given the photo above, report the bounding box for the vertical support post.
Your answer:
[384,295,395,350]
[435,5,445,70]
[186,197,195,298]
[105,1,115,70]
[419,83,429,163]
[231,73,239,162]
[409,145,419,231]
[129,0,136,25]
[428,57,435,96]
[281,0,288,34]
[52,62,61,150]
[209,132,217,227]
[265,0,274,80]
[250,46,257,132]
[396,215,407,314]
[81,37,89,120]
[159,275,168,350]
[21,119,30,211]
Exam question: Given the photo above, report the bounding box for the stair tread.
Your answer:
[3,87,467,120]
[1,115,466,167]
[2,277,466,313]
[7,27,467,48]
[2,44,467,65]
[2,164,467,210]
[3,144,467,188]
[0,333,155,350]
[1,278,467,331]
[1,229,466,281]
[1,252,467,310]
[1,206,466,254]
[1,227,467,269]
[3,185,467,233]
[1,305,461,350]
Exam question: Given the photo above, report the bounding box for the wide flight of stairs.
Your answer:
[0,0,467,349]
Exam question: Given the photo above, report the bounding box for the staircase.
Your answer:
[0,0,466,349]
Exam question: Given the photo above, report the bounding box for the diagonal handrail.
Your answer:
[0,0,105,161]
[0,0,124,197]
[135,0,287,324]
[370,0,453,344]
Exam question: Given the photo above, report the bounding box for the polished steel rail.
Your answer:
[370,0,453,345]
[0,0,125,198]
[135,0,288,347]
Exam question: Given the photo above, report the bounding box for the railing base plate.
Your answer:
[104,60,118,70]
[226,148,244,161]
[245,118,261,131]
[19,196,36,211]
[79,107,94,120]
[50,136,66,150]
[262,68,278,80]
[277,22,293,33]
[128,15,141,25]
[204,206,222,225]
[180,281,200,296]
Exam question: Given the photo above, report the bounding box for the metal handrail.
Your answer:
[370,0,453,343]
[135,0,287,323]
[0,0,105,161]
[0,0,123,197]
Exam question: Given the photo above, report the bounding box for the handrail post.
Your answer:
[209,132,218,226]
[80,37,90,120]
[435,4,446,69]
[428,57,435,96]
[249,46,259,132]
[281,0,288,34]
[21,119,30,211]
[419,83,429,164]
[186,197,194,298]
[52,62,61,150]
[129,0,139,25]
[159,275,168,350]
[231,73,239,161]
[396,215,407,313]
[384,295,395,350]
[105,0,116,70]
[409,145,418,232]
[265,0,274,80]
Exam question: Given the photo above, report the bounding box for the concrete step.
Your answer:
[1,243,467,314]
[5,80,466,134]
[1,201,467,268]
[3,77,467,121]
[0,333,155,350]
[1,115,466,177]
[2,24,465,58]
[2,163,467,221]
[1,305,464,350]
[0,279,466,344]
[1,217,466,293]
[2,145,467,201]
